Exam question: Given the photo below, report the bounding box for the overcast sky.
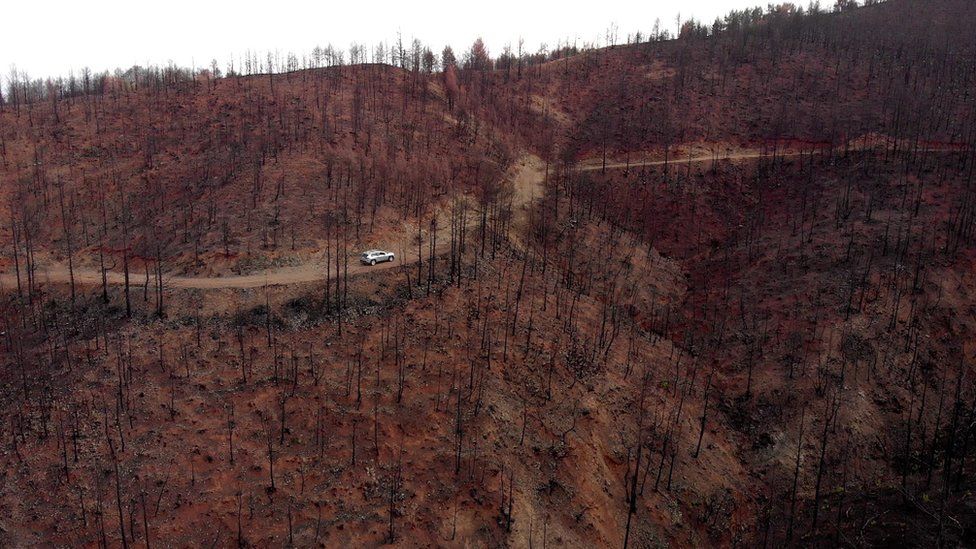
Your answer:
[2,0,766,80]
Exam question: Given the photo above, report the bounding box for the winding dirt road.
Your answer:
[0,145,951,290]
[0,154,547,291]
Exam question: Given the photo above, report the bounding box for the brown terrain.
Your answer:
[1,0,976,547]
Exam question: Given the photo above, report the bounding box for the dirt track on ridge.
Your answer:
[0,154,546,291]
[0,146,953,290]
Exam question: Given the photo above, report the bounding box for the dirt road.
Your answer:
[0,224,446,291]
[0,154,547,291]
[577,149,812,172]
[577,145,961,172]
[1,145,949,290]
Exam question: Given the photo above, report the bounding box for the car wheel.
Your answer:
[370,259,376,266]
[389,255,395,262]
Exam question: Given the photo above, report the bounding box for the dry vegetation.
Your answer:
[1,0,976,547]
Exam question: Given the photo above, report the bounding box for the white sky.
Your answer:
[1,0,765,80]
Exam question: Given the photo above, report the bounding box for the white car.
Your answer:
[360,250,395,265]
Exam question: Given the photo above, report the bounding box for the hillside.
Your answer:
[1,0,976,547]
